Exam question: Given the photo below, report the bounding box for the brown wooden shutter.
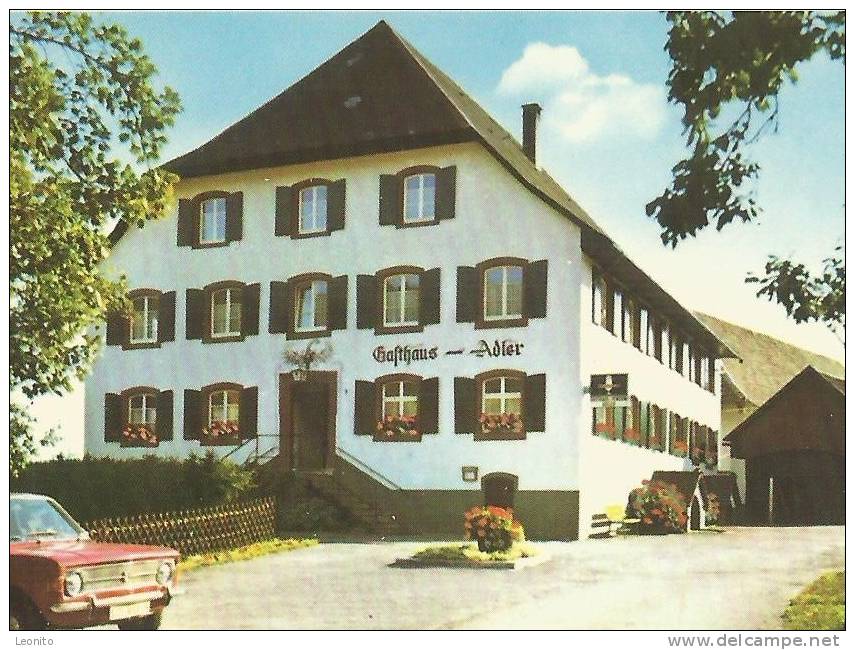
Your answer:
[420,268,441,326]
[632,304,642,349]
[284,278,296,339]
[379,174,401,226]
[158,291,176,343]
[525,259,548,319]
[269,281,288,333]
[524,373,546,432]
[105,312,127,346]
[241,283,260,336]
[104,393,122,442]
[354,380,375,435]
[275,186,293,237]
[605,280,615,332]
[177,198,195,247]
[435,166,457,220]
[240,386,258,439]
[185,289,205,340]
[455,266,477,323]
[708,356,716,393]
[327,179,346,232]
[328,275,348,330]
[183,389,202,440]
[157,390,174,441]
[454,377,476,434]
[640,401,650,447]
[420,377,439,434]
[226,192,243,242]
[356,274,377,329]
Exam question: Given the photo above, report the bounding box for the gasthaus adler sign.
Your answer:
[373,339,525,367]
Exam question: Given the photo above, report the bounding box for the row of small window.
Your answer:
[103,384,257,447]
[354,370,546,441]
[105,258,550,347]
[592,270,715,393]
[176,165,457,248]
[592,397,719,467]
[103,370,547,446]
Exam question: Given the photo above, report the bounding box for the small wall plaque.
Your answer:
[462,466,479,482]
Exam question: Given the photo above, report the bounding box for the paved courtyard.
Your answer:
[160,526,844,630]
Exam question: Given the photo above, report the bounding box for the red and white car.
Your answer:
[10,493,179,630]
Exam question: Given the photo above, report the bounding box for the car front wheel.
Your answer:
[117,612,162,631]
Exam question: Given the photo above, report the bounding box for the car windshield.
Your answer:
[10,497,83,541]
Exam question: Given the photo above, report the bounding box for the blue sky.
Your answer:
[26,10,845,457]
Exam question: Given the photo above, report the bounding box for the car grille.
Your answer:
[79,559,163,592]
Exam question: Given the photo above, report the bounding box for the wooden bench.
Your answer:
[589,505,641,538]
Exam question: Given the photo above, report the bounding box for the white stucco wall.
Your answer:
[575,260,722,536]
[84,142,584,491]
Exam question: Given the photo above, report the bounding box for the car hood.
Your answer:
[11,540,179,567]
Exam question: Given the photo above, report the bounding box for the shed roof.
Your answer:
[120,20,733,357]
[694,312,843,407]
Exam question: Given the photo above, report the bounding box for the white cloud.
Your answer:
[497,42,665,144]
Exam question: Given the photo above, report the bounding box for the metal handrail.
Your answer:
[335,446,402,490]
[220,433,279,464]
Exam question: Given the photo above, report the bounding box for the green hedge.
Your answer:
[10,453,257,523]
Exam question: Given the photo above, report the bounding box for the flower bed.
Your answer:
[374,414,421,442]
[121,425,158,448]
[627,479,688,534]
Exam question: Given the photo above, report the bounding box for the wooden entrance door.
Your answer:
[279,371,337,471]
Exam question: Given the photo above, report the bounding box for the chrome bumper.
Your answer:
[50,586,177,614]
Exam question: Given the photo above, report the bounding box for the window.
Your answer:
[593,401,617,438]
[640,308,649,354]
[622,296,635,345]
[592,271,606,326]
[484,265,523,321]
[384,274,420,326]
[208,389,239,426]
[681,342,690,377]
[670,414,688,457]
[403,173,436,223]
[200,197,227,244]
[130,295,159,344]
[707,356,716,393]
[482,375,522,416]
[661,323,671,367]
[211,287,242,337]
[296,280,328,332]
[382,380,419,418]
[612,288,623,337]
[128,393,157,427]
[648,404,665,451]
[298,185,328,234]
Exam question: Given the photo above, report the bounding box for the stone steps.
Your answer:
[301,472,402,535]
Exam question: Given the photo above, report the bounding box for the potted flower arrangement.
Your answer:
[121,425,158,447]
[374,414,421,442]
[626,479,688,534]
[594,420,616,438]
[202,420,240,445]
[464,505,525,552]
[478,412,524,439]
[283,339,333,382]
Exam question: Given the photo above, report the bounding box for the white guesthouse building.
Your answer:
[85,21,731,539]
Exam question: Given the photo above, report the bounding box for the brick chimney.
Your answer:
[522,102,542,164]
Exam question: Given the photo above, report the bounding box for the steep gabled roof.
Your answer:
[694,312,844,407]
[127,20,732,357]
[725,365,845,446]
[651,470,701,506]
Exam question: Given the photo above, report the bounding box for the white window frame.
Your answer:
[298,185,328,234]
[128,393,157,427]
[483,265,524,321]
[210,287,241,338]
[208,389,239,426]
[592,273,605,326]
[383,274,420,327]
[295,280,328,332]
[382,381,418,418]
[402,173,436,224]
[481,376,523,415]
[199,197,227,244]
[130,295,158,344]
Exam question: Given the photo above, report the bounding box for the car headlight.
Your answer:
[156,561,174,585]
[64,571,83,597]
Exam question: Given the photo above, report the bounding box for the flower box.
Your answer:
[120,425,159,448]
[623,428,642,446]
[671,439,688,456]
[476,413,525,441]
[374,415,421,442]
[201,420,241,446]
